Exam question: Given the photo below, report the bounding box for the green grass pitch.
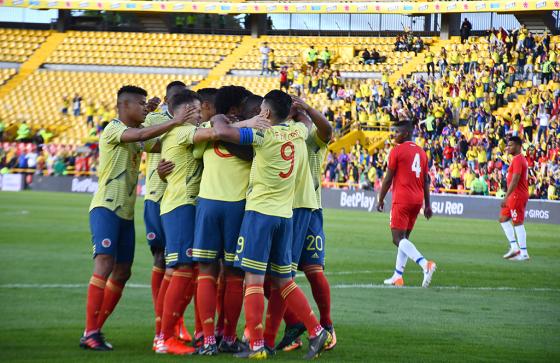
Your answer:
[0,191,559,362]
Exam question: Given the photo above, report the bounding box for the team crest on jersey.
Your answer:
[187,248,193,257]
[101,238,112,248]
[147,232,156,241]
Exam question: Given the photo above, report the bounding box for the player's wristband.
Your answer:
[239,127,253,145]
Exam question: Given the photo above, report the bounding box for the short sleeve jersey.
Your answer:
[507,153,529,199]
[143,111,171,203]
[387,141,428,205]
[160,123,202,215]
[245,122,308,218]
[89,119,155,220]
[306,126,329,208]
[195,121,252,202]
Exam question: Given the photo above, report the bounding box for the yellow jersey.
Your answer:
[89,119,155,220]
[306,126,328,208]
[195,121,251,202]
[160,123,202,215]
[143,111,170,203]
[245,122,308,218]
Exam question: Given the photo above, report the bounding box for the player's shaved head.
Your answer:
[117,85,147,101]
[166,81,186,95]
[242,94,264,119]
[393,121,413,144]
[215,85,252,115]
[165,81,188,104]
[169,89,201,111]
[263,90,292,122]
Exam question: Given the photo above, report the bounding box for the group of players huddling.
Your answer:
[79,80,531,359]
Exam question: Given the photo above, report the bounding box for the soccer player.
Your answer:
[144,81,192,349]
[212,90,333,359]
[80,85,191,351]
[377,121,437,288]
[156,90,232,355]
[500,136,530,261]
[276,97,336,351]
[192,86,264,355]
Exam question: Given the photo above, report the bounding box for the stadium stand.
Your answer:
[0,28,49,63]
[0,69,17,86]
[0,26,558,199]
[46,31,241,68]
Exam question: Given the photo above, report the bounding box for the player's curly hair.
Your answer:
[215,85,252,114]
[509,136,522,146]
[117,85,147,99]
[264,90,292,120]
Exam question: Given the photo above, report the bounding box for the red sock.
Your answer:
[215,273,225,336]
[162,269,193,339]
[151,267,165,311]
[304,265,332,327]
[155,274,171,335]
[196,273,217,341]
[264,287,287,348]
[85,274,106,335]
[280,280,322,338]
[283,306,301,327]
[223,276,244,339]
[244,284,265,350]
[192,266,203,338]
[96,278,125,330]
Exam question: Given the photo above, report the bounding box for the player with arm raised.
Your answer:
[276,96,336,352]
[212,90,333,360]
[500,136,530,261]
[80,85,189,351]
[377,121,437,288]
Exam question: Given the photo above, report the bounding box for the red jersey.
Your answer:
[507,153,529,199]
[388,141,429,205]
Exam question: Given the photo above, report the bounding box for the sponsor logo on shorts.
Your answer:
[312,252,319,259]
[187,248,193,257]
[101,238,111,248]
[147,232,156,241]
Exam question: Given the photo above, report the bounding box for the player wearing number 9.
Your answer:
[376,121,437,288]
[212,90,333,359]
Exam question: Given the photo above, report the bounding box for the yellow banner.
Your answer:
[0,0,558,14]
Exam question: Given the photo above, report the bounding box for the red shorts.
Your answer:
[500,195,528,224]
[390,203,423,231]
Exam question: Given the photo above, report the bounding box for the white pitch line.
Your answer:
[1,282,559,292]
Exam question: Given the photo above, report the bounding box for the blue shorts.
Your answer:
[193,198,245,265]
[144,200,165,249]
[161,205,196,268]
[291,208,313,275]
[234,211,293,278]
[89,207,135,263]
[299,209,326,268]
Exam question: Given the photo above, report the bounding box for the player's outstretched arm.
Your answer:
[377,168,394,212]
[212,114,269,145]
[424,173,433,219]
[120,105,196,143]
[292,96,332,143]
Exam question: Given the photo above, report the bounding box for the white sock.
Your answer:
[398,239,428,271]
[514,225,528,256]
[500,222,518,250]
[393,249,408,279]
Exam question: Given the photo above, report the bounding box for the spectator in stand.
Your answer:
[319,47,331,68]
[269,49,278,73]
[61,96,70,116]
[306,45,318,69]
[460,18,472,44]
[259,42,270,75]
[72,94,82,117]
[0,118,5,141]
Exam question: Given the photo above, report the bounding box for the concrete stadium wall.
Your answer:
[4,174,558,225]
